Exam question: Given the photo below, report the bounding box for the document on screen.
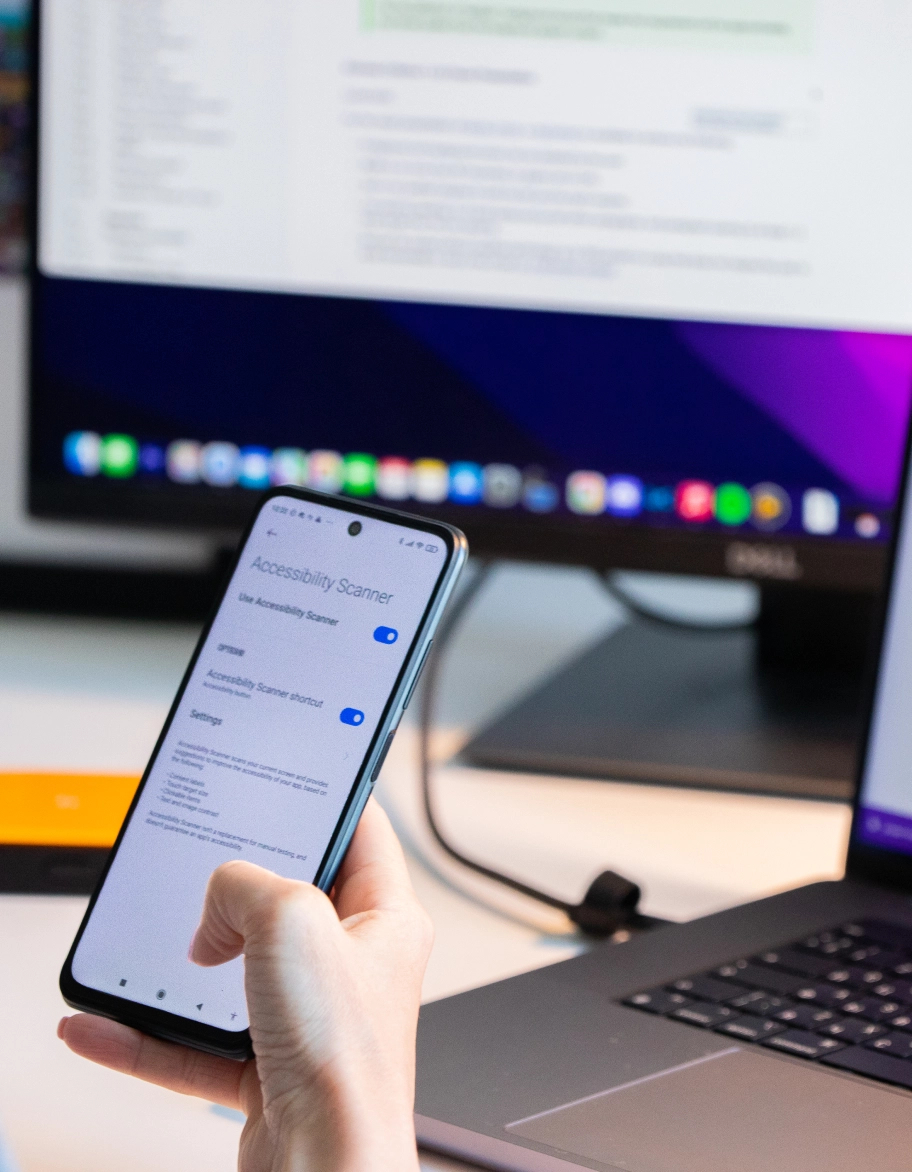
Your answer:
[38,0,912,331]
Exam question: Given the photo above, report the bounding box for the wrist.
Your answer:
[334,1068,420,1172]
[275,1061,419,1172]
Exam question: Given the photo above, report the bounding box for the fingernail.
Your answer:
[57,1017,70,1040]
[187,929,198,962]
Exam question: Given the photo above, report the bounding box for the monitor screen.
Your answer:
[856,447,912,859]
[0,0,27,274]
[29,0,912,585]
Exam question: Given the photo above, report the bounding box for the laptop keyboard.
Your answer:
[622,919,912,1092]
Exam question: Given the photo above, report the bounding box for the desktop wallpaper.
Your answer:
[32,274,912,541]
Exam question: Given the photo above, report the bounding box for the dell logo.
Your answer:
[725,542,803,581]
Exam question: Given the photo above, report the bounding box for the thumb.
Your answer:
[189,859,308,967]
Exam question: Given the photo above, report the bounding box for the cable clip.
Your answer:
[568,870,642,937]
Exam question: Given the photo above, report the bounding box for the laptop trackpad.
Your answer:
[507,1048,912,1172]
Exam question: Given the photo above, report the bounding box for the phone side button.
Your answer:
[370,731,397,783]
[402,641,433,711]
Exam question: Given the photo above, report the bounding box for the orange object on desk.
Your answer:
[0,773,140,847]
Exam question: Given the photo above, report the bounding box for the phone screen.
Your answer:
[70,494,451,1033]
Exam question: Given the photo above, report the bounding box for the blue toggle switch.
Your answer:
[340,708,365,726]
[374,626,399,645]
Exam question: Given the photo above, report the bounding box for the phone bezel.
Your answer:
[59,487,467,1060]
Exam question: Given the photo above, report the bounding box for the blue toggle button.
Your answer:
[374,626,399,645]
[340,708,365,727]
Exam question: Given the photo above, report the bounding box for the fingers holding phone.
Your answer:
[60,799,431,1172]
[59,489,465,1059]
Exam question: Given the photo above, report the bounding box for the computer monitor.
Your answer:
[22,1,912,820]
[0,0,27,275]
[28,0,912,592]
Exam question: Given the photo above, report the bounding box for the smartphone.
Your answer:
[60,487,467,1059]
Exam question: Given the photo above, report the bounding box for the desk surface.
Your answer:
[0,566,851,1171]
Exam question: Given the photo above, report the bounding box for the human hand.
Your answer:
[58,798,434,1172]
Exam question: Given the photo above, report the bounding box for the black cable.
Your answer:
[419,560,666,937]
[600,571,758,633]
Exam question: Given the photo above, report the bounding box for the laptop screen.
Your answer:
[856,450,912,855]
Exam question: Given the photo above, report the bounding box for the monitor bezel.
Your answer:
[23,0,890,595]
[26,475,885,589]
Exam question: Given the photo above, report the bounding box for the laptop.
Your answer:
[415,484,912,1167]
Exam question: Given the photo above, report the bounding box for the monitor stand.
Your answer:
[461,586,875,801]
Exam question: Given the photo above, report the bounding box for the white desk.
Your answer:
[0,565,851,1171]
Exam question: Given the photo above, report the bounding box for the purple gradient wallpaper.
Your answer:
[677,324,912,504]
[33,276,912,545]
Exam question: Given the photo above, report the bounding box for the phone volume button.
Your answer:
[402,641,433,711]
[370,731,397,783]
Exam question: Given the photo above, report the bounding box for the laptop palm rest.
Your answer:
[508,1047,912,1172]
